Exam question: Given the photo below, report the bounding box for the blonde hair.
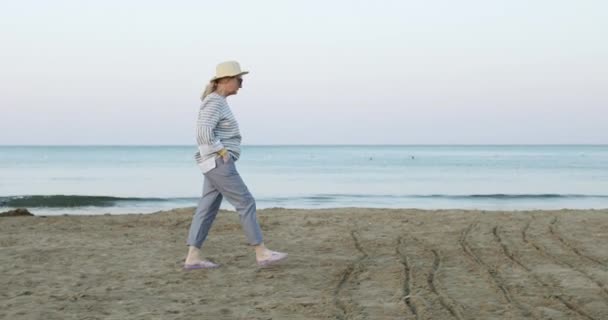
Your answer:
[200,80,217,101]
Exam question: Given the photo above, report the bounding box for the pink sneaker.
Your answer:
[183,260,220,271]
[256,251,288,267]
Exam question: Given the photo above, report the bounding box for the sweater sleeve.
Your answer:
[196,99,225,152]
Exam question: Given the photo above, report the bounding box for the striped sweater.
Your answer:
[194,92,242,164]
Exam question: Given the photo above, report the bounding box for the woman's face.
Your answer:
[220,76,243,96]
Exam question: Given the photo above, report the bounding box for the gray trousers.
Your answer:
[187,156,264,248]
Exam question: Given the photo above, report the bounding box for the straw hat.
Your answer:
[210,61,249,81]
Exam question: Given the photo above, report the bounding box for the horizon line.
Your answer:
[1,143,607,147]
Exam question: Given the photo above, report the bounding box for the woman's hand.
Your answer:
[218,148,230,163]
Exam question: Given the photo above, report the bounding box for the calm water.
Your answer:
[1,145,607,215]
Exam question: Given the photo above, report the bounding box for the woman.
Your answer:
[184,61,287,270]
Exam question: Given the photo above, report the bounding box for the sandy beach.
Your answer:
[1,208,607,319]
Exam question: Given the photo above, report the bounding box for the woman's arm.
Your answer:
[196,100,225,154]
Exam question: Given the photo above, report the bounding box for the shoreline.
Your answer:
[2,207,607,319]
[3,205,608,217]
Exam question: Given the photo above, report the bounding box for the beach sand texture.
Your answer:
[1,208,607,319]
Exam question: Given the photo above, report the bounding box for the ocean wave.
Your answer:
[419,194,608,199]
[264,193,608,203]
[2,193,607,209]
[0,195,194,208]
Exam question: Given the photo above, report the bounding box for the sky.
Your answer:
[1,0,606,145]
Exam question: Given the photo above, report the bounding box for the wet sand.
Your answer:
[1,208,607,319]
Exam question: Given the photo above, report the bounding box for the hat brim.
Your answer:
[210,71,249,82]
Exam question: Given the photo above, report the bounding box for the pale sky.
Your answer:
[1,0,606,145]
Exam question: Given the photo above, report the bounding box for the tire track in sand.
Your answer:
[426,247,464,320]
[396,236,419,319]
[549,217,607,269]
[495,224,598,320]
[521,219,608,303]
[334,230,369,320]
[459,222,529,318]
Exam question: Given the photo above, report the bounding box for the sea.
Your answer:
[1,145,607,215]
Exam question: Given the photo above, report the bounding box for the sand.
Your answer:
[1,208,607,320]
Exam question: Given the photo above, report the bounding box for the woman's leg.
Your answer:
[204,157,263,246]
[206,156,287,266]
[185,176,223,263]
